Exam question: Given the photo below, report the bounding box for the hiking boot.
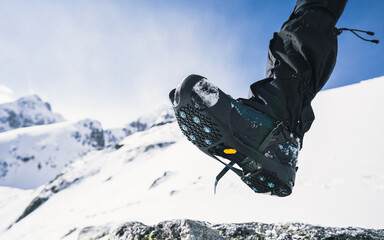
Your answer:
[169,74,300,197]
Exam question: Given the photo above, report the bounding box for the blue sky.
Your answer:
[0,0,383,127]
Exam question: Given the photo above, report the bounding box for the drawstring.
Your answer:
[336,27,379,44]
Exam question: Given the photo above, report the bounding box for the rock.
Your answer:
[74,119,105,149]
[109,220,224,240]
[78,225,110,240]
[93,219,384,240]
[212,222,384,240]
[15,197,49,223]
[149,171,172,189]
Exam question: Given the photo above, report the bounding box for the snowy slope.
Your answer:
[0,77,383,240]
[0,95,64,133]
[0,119,105,189]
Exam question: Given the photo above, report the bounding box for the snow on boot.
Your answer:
[169,74,300,197]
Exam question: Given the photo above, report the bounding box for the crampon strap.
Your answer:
[213,122,285,193]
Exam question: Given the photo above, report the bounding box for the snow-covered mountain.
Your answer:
[0,77,383,240]
[0,97,175,189]
[0,95,64,133]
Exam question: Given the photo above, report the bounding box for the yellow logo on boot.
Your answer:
[223,149,237,154]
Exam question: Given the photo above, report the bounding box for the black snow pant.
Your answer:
[245,0,348,142]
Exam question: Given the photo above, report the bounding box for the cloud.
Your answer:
[0,85,14,104]
[0,1,266,127]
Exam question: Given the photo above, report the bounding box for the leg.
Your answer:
[169,0,348,196]
[245,0,348,140]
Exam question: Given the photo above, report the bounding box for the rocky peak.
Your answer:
[0,94,65,133]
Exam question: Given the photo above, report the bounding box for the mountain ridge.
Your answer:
[0,95,175,189]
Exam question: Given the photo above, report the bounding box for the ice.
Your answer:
[278,143,299,159]
[264,151,273,159]
[192,78,219,108]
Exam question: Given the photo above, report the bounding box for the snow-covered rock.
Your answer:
[109,219,223,240]
[81,219,384,240]
[0,95,64,133]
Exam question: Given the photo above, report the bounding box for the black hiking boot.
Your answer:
[169,75,300,197]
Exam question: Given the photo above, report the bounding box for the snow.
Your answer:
[0,76,383,240]
[0,186,34,231]
[278,143,299,158]
[192,78,219,108]
[0,120,105,189]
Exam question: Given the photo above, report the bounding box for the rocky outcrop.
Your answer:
[78,225,110,240]
[212,222,384,240]
[0,95,64,133]
[110,220,223,240]
[73,119,105,149]
[78,219,384,240]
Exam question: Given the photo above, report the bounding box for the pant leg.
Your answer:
[245,0,348,140]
